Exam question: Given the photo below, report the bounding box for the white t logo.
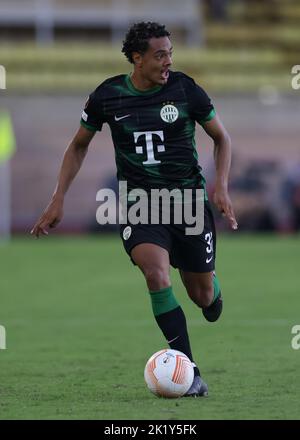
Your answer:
[134,131,165,165]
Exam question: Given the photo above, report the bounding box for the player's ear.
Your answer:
[132,52,142,67]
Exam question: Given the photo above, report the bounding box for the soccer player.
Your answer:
[31,22,237,397]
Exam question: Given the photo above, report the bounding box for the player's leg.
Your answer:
[172,199,222,322]
[131,242,170,291]
[131,242,204,388]
[179,270,223,322]
[176,268,221,396]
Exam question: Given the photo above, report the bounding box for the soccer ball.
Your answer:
[144,349,194,398]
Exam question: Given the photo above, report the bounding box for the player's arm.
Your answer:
[202,114,238,230]
[31,126,95,238]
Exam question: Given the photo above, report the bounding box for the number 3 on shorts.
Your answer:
[205,232,213,255]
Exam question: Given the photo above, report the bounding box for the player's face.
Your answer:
[138,37,173,87]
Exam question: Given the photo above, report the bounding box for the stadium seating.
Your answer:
[0,0,203,45]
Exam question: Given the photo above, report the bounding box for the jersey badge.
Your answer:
[160,103,179,123]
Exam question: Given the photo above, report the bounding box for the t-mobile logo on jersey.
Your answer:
[134,131,165,165]
[0,65,6,89]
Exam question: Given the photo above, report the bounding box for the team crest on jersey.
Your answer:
[160,103,179,123]
[123,226,132,240]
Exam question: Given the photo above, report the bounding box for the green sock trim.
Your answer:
[213,273,221,303]
[149,286,179,317]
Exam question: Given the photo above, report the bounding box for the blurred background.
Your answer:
[1,0,300,236]
[1,1,300,421]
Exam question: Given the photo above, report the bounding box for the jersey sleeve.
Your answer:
[80,90,104,132]
[189,82,216,125]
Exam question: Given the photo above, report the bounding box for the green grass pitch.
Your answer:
[0,234,299,420]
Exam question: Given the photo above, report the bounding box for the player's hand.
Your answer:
[30,197,64,238]
[213,186,238,230]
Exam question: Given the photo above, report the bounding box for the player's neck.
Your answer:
[130,72,160,91]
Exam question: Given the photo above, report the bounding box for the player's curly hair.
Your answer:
[122,22,170,64]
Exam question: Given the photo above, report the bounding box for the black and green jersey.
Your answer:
[80,71,215,192]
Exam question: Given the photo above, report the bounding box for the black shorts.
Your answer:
[119,201,216,273]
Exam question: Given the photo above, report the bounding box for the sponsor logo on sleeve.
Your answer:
[82,110,88,122]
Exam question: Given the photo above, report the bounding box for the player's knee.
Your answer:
[143,266,170,291]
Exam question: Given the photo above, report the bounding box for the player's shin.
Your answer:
[201,272,223,322]
[149,286,200,377]
[212,272,221,304]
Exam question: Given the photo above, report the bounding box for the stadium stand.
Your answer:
[0,0,204,45]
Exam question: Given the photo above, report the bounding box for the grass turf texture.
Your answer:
[0,234,299,420]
